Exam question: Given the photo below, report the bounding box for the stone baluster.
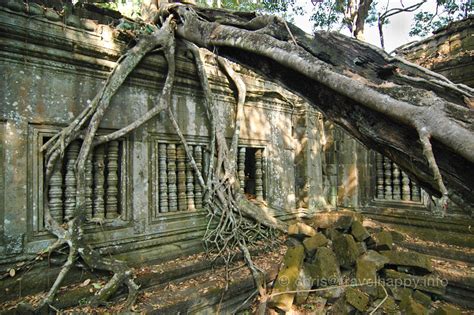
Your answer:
[186,149,195,211]
[159,143,168,213]
[48,164,63,223]
[106,141,119,218]
[85,155,93,219]
[376,153,384,199]
[194,146,203,209]
[392,162,401,200]
[383,156,392,199]
[167,144,178,212]
[411,180,421,202]
[64,141,80,221]
[93,145,105,219]
[177,145,187,211]
[238,147,246,193]
[255,148,264,201]
[401,171,411,201]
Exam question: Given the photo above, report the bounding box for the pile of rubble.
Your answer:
[268,211,460,314]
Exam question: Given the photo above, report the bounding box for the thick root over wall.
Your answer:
[17,1,474,312]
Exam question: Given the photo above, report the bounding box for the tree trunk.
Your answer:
[172,5,474,213]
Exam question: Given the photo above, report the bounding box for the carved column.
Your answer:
[392,163,401,200]
[167,144,178,212]
[93,145,105,219]
[411,180,421,202]
[238,147,246,193]
[159,143,168,213]
[64,141,80,221]
[186,150,195,211]
[177,145,187,211]
[383,156,392,199]
[85,155,93,219]
[48,164,63,223]
[255,148,264,201]
[401,171,411,201]
[106,141,119,218]
[194,145,203,209]
[376,153,384,199]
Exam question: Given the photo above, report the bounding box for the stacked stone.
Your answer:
[268,212,450,314]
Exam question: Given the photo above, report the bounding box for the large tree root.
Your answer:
[22,15,179,312]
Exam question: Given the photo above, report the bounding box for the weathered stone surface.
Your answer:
[360,250,389,270]
[295,264,313,305]
[334,215,354,231]
[356,241,367,255]
[45,8,61,21]
[333,234,360,268]
[324,228,342,241]
[345,287,369,312]
[305,211,364,229]
[399,295,428,315]
[381,250,433,273]
[433,304,462,315]
[379,296,399,314]
[270,244,305,312]
[303,232,328,256]
[389,286,413,301]
[307,247,341,287]
[369,231,393,250]
[412,290,431,307]
[351,220,370,241]
[356,259,377,283]
[328,296,350,315]
[288,222,317,239]
[383,269,446,295]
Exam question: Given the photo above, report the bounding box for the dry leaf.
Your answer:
[9,269,15,277]
[81,279,91,287]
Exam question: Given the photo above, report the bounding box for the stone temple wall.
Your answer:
[396,16,474,87]
[0,4,309,263]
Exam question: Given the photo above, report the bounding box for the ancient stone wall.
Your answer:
[397,16,474,87]
[0,4,306,263]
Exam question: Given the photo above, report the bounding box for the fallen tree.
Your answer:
[14,0,474,311]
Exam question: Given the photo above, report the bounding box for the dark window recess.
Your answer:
[237,147,264,201]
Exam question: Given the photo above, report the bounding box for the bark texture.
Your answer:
[171,4,473,213]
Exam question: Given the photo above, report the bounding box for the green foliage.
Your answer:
[410,0,472,37]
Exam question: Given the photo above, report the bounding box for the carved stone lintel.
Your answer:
[159,143,168,213]
[64,141,80,221]
[255,148,264,201]
[93,145,105,219]
[194,146,203,209]
[106,141,119,219]
[167,144,178,212]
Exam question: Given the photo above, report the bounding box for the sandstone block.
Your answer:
[303,232,328,256]
[399,295,428,315]
[345,287,369,312]
[369,231,393,250]
[381,250,433,273]
[433,304,462,315]
[288,222,317,239]
[351,220,370,241]
[306,247,341,287]
[333,234,360,268]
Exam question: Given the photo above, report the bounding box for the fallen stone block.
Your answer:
[303,232,328,257]
[333,215,354,231]
[381,250,433,273]
[356,242,367,255]
[399,295,428,315]
[324,228,342,241]
[378,296,399,314]
[345,287,370,312]
[433,304,462,315]
[288,222,317,239]
[368,231,393,250]
[269,244,305,312]
[361,250,390,270]
[351,220,370,241]
[306,247,341,287]
[304,210,364,229]
[294,264,313,305]
[333,234,360,268]
[383,269,446,296]
[412,290,432,307]
[356,259,377,284]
